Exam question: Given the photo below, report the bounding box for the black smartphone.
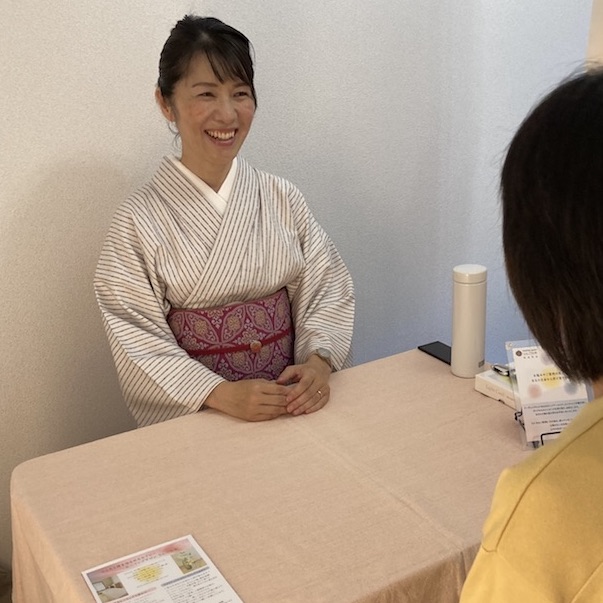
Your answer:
[417,341,451,365]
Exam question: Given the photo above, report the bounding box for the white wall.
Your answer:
[590,0,603,59]
[0,0,592,567]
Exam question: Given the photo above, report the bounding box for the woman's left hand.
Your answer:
[276,354,332,415]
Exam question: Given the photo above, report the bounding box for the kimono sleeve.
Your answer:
[94,199,225,426]
[285,186,355,370]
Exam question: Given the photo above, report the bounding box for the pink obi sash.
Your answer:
[167,288,294,381]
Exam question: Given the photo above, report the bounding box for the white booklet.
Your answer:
[506,340,590,447]
[82,535,244,603]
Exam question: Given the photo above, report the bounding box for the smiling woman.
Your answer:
[93,15,355,427]
[156,53,255,191]
[155,17,257,191]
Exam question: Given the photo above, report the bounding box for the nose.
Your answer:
[215,97,236,123]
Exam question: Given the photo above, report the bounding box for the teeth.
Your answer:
[207,130,235,140]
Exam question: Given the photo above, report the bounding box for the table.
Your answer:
[11,350,530,603]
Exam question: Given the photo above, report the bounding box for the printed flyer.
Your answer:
[82,535,244,603]
[506,340,590,446]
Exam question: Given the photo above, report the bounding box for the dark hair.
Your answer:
[158,15,257,105]
[501,67,603,380]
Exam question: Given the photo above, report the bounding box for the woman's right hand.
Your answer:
[204,379,291,421]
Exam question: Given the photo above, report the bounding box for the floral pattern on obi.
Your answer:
[167,288,294,381]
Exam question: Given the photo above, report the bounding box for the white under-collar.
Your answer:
[170,156,238,215]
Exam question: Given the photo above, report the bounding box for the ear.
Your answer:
[155,87,175,122]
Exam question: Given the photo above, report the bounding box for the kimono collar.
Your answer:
[168,156,238,215]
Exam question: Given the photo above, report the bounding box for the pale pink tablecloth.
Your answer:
[11,350,530,603]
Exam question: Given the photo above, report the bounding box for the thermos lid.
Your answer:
[453,264,487,284]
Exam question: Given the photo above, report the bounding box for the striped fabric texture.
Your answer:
[94,157,355,426]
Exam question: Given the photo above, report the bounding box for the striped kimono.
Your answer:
[94,156,355,426]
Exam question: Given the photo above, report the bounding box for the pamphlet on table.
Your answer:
[82,535,243,603]
[506,340,590,447]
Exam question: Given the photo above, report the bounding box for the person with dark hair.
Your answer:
[460,67,603,601]
[94,15,354,427]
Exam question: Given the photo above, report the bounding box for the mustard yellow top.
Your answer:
[460,397,603,602]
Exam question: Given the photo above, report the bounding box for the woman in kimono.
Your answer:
[94,15,354,427]
[460,68,603,600]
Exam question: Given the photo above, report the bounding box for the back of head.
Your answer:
[157,15,257,105]
[502,67,603,381]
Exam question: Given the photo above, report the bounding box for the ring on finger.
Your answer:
[317,389,323,397]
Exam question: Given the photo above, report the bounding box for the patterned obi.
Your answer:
[167,288,294,381]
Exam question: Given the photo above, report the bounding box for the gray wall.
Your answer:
[0,0,592,565]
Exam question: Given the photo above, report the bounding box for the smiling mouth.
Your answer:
[206,129,236,141]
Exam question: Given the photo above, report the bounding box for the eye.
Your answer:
[195,91,215,98]
[234,88,252,98]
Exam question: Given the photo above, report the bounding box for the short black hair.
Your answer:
[157,15,257,106]
[502,66,603,380]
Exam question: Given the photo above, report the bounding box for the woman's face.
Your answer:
[158,53,256,178]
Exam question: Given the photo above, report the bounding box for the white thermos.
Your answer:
[451,264,487,378]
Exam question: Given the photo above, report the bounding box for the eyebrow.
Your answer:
[191,81,219,88]
[191,80,249,88]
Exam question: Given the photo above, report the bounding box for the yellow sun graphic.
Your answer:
[541,367,564,389]
[133,564,162,583]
